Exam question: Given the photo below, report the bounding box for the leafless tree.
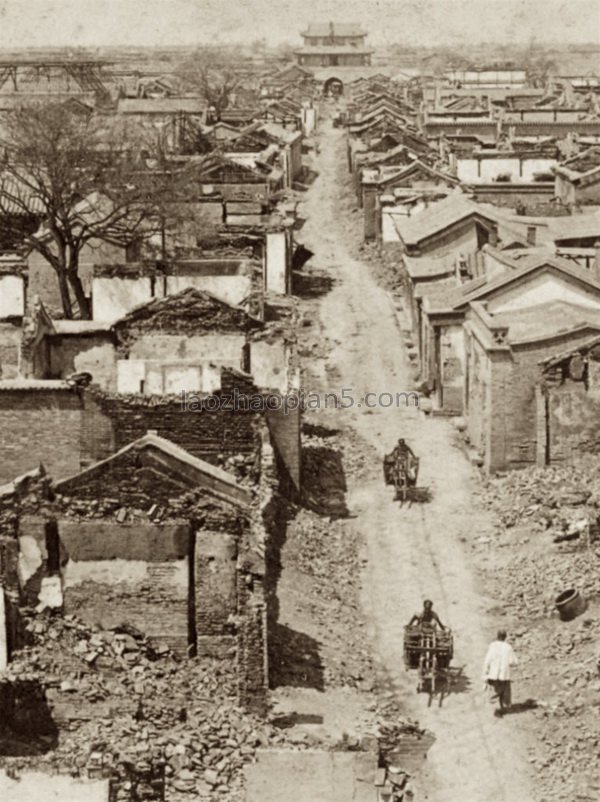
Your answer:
[177,49,242,121]
[0,101,169,318]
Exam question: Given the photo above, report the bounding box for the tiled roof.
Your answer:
[52,321,112,335]
[55,432,251,506]
[118,97,205,114]
[449,252,600,313]
[294,45,373,55]
[111,286,262,333]
[540,333,600,367]
[404,255,456,280]
[302,23,366,36]
[0,173,46,215]
[560,146,600,174]
[0,379,70,391]
[549,212,600,241]
[393,195,500,245]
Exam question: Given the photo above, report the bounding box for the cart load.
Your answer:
[403,625,453,670]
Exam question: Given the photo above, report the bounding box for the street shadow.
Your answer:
[293,167,319,190]
[409,486,433,504]
[301,445,349,518]
[0,680,58,756]
[442,665,472,696]
[292,269,335,298]
[302,421,341,438]
[269,623,325,691]
[292,243,314,270]
[503,699,538,715]
[391,486,433,506]
[270,712,325,729]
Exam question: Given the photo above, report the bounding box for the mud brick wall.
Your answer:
[58,520,191,655]
[0,322,22,380]
[471,186,554,208]
[194,531,238,648]
[545,359,600,462]
[0,388,83,483]
[265,403,301,494]
[81,385,262,468]
[236,576,268,716]
[487,331,600,472]
[80,393,115,465]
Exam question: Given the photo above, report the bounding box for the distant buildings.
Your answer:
[294,22,373,68]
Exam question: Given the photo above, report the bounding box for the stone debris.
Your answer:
[1,611,312,802]
[478,456,600,538]
[476,455,600,802]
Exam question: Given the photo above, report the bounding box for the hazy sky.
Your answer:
[0,0,598,48]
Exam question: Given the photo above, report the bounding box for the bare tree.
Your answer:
[525,55,557,89]
[0,101,168,319]
[177,49,242,121]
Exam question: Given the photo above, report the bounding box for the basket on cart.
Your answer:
[383,453,419,486]
[383,454,395,485]
[403,625,453,669]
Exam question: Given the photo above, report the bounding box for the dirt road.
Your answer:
[298,111,537,802]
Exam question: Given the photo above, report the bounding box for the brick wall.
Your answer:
[0,323,21,379]
[236,576,268,716]
[28,242,124,316]
[81,383,262,469]
[63,565,190,655]
[194,530,238,644]
[20,518,193,654]
[472,186,554,207]
[49,334,116,391]
[465,329,491,458]
[577,182,600,204]
[363,185,378,240]
[486,331,600,471]
[265,404,301,493]
[545,359,600,462]
[485,348,512,472]
[0,389,82,483]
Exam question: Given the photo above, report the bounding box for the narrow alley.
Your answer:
[298,109,537,802]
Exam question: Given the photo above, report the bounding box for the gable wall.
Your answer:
[487,273,600,314]
[417,219,481,259]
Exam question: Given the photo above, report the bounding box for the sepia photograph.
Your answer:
[0,1,599,800]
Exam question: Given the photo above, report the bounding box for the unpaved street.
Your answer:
[298,110,537,802]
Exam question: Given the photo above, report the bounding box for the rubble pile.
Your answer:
[477,457,600,617]
[300,429,349,517]
[475,457,600,802]
[479,457,600,535]
[272,505,374,690]
[519,617,600,802]
[1,612,310,801]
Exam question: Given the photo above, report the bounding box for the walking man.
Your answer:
[483,629,517,716]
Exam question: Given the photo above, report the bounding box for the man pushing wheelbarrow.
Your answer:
[383,438,420,503]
